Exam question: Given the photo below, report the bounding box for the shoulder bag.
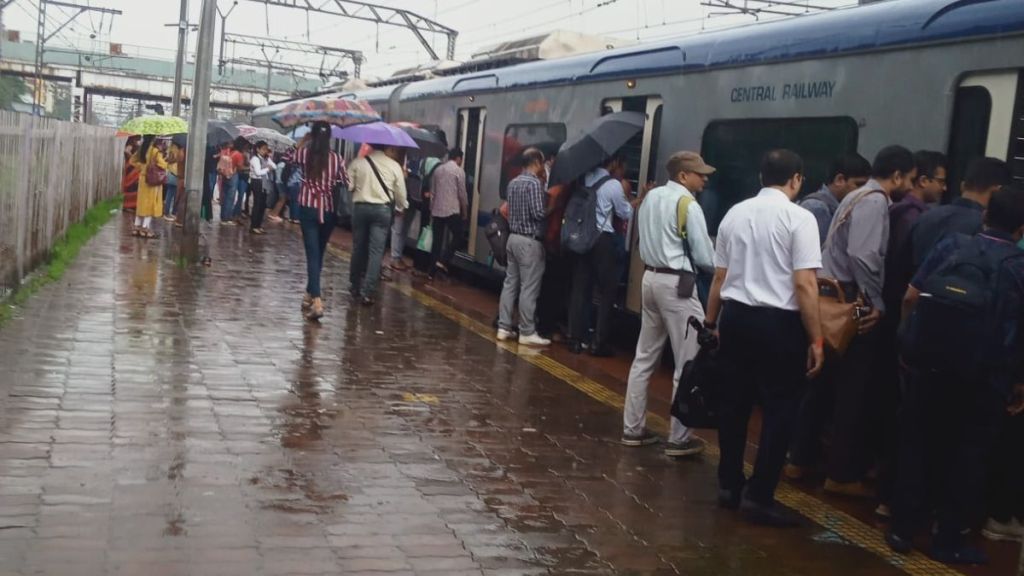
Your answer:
[817,189,883,354]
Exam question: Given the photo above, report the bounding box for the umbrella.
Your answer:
[234,123,259,137]
[171,133,188,149]
[206,119,240,147]
[332,121,419,150]
[245,127,296,153]
[395,124,447,157]
[289,124,347,141]
[120,114,188,136]
[272,97,380,129]
[549,111,646,185]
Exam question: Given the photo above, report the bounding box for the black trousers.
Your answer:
[250,180,267,231]
[537,249,571,336]
[890,370,1002,543]
[568,232,618,347]
[988,413,1024,523]
[717,301,808,506]
[430,214,463,274]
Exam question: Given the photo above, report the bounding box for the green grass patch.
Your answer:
[0,196,123,327]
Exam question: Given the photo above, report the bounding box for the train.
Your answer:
[252,0,1024,315]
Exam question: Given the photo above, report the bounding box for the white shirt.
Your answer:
[714,187,822,311]
[637,180,714,274]
[348,150,409,211]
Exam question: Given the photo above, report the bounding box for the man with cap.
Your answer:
[621,151,716,457]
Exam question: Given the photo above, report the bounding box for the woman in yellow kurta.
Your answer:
[130,135,169,238]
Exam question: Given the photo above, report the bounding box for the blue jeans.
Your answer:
[163,173,178,216]
[287,183,301,219]
[221,174,238,221]
[298,206,337,298]
[350,203,391,299]
[233,176,250,217]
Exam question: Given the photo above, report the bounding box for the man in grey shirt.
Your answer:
[790,145,916,499]
[799,153,871,244]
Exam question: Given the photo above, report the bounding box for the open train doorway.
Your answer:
[455,107,487,259]
[601,96,664,314]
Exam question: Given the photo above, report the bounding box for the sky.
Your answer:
[2,0,857,83]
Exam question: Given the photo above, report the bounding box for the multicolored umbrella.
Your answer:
[272,98,380,129]
[119,115,189,136]
[332,121,419,149]
[245,127,296,153]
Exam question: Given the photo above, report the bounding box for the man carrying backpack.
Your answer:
[622,151,715,456]
[566,154,635,357]
[886,184,1024,564]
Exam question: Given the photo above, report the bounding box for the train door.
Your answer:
[947,70,1024,197]
[455,107,487,258]
[601,96,664,314]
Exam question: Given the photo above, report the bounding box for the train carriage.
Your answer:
[252,0,1024,314]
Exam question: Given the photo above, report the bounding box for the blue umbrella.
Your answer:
[332,122,419,149]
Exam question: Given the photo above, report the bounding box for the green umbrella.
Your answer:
[120,115,189,136]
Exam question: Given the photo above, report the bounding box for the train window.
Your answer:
[499,123,567,198]
[700,116,858,234]
[947,86,993,199]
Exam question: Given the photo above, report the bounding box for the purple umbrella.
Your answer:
[332,121,419,149]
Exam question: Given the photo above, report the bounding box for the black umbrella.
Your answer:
[399,125,448,158]
[549,111,646,185]
[207,119,240,148]
[171,133,188,149]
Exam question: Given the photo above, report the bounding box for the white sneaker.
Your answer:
[982,517,1023,542]
[496,329,515,341]
[518,333,551,347]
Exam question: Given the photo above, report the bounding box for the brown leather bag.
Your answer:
[817,278,860,355]
[817,188,881,355]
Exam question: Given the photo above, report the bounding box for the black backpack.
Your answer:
[901,234,1024,377]
[484,209,510,267]
[561,175,613,255]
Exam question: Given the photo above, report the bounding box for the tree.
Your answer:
[0,75,30,111]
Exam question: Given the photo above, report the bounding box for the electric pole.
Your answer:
[171,0,189,117]
[179,0,216,263]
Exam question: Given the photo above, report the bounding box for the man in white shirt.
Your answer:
[622,151,715,458]
[705,149,825,527]
[348,146,409,306]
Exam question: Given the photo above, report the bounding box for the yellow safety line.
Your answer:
[328,246,964,576]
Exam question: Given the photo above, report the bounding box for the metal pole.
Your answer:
[33,0,47,116]
[171,0,189,117]
[179,0,216,263]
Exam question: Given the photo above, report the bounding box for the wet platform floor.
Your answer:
[0,215,1013,575]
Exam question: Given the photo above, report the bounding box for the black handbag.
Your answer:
[670,317,720,429]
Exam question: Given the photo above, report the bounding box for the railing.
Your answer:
[0,111,123,297]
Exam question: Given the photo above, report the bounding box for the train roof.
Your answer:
[398,0,1024,100]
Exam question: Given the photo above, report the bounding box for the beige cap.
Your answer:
[669,151,716,176]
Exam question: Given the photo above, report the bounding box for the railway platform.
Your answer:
[0,215,1018,576]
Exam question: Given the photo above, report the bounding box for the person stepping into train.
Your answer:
[497,148,551,347]
[622,152,716,456]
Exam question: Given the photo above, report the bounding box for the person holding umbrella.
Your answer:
[130,134,170,239]
[347,143,409,306]
[293,122,349,321]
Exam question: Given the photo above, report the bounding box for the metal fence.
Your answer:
[0,111,123,297]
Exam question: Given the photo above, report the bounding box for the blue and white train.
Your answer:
[253,0,1024,314]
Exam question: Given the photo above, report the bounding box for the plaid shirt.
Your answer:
[507,172,546,237]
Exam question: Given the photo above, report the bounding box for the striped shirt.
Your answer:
[506,172,546,237]
[292,147,348,223]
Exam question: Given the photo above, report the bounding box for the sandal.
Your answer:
[131,228,141,237]
[301,294,313,311]
[305,299,324,322]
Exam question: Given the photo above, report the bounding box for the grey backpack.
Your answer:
[560,175,613,255]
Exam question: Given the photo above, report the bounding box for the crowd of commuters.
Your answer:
[121,119,1023,564]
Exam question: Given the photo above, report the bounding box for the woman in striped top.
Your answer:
[294,121,348,321]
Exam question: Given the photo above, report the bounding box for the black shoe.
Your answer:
[740,499,800,528]
[885,531,913,554]
[568,340,583,354]
[718,489,742,510]
[589,345,613,358]
[665,437,706,458]
[929,544,989,565]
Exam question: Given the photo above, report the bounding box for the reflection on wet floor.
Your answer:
[0,215,999,575]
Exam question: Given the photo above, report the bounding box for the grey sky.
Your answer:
[3,0,855,82]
